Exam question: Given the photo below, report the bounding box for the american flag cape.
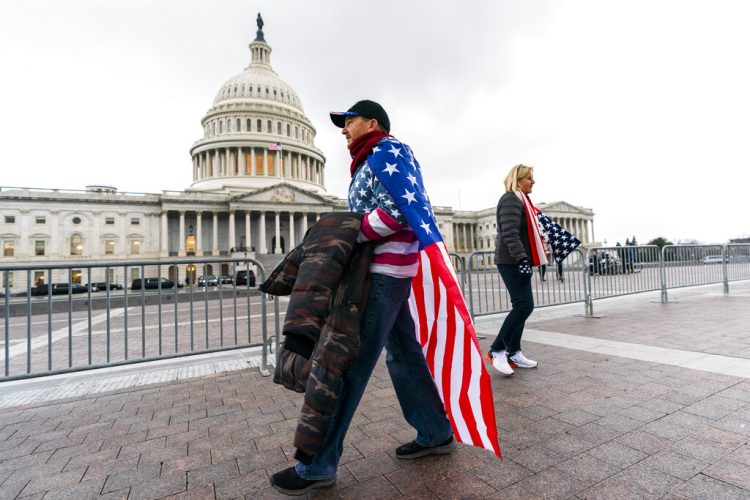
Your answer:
[366,138,501,458]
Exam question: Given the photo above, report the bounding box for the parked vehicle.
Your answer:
[235,269,256,287]
[218,274,234,285]
[32,283,88,296]
[588,252,624,275]
[131,277,175,290]
[197,275,219,287]
[88,282,124,291]
[702,255,726,264]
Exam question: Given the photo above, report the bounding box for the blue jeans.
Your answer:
[296,274,452,480]
[490,264,534,355]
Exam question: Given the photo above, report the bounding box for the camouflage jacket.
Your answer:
[260,212,373,463]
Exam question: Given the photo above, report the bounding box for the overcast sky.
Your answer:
[2,0,748,245]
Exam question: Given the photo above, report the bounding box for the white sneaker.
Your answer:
[508,351,538,368]
[485,350,514,375]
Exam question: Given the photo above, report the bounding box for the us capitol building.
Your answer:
[0,17,595,290]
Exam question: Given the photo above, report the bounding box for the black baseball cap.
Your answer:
[330,99,390,133]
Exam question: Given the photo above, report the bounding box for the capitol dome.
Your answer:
[189,15,326,194]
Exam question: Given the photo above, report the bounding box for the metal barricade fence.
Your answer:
[465,249,587,318]
[661,243,750,302]
[0,257,279,381]
[459,244,750,321]
[585,245,663,314]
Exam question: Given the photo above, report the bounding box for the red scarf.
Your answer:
[515,191,549,267]
[348,130,390,176]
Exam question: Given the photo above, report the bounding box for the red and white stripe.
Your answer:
[359,208,419,278]
[408,241,502,458]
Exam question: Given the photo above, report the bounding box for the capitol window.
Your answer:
[236,118,241,131]
[130,239,141,255]
[265,87,269,94]
[286,124,291,136]
[72,217,81,225]
[277,122,281,134]
[267,120,272,133]
[5,215,15,224]
[246,119,251,131]
[227,119,231,132]
[3,241,14,257]
[295,126,299,139]
[131,217,140,226]
[35,240,45,256]
[35,216,46,224]
[104,239,115,255]
[273,89,277,96]
[70,234,83,256]
[257,119,262,131]
[105,217,115,225]
[219,121,223,133]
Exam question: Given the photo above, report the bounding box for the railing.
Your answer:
[1,257,280,381]
[462,244,750,320]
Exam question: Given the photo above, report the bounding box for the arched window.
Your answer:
[236,118,241,131]
[212,122,216,135]
[286,124,291,136]
[277,122,281,134]
[257,119,262,131]
[70,234,83,256]
[273,89,277,96]
[267,120,272,133]
[219,121,223,133]
[265,87,269,94]
[247,119,251,131]
[295,126,299,139]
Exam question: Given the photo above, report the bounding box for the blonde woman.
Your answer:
[486,165,547,375]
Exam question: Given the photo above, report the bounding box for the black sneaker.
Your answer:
[269,466,335,496]
[395,435,456,459]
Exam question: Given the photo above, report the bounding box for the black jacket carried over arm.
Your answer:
[260,212,374,463]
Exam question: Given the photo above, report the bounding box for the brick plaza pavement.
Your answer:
[0,283,748,498]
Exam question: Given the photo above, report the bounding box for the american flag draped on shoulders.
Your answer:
[366,137,501,458]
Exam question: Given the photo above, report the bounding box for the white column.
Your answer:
[316,213,321,222]
[274,212,281,253]
[178,211,186,256]
[238,148,244,175]
[19,209,29,256]
[301,212,308,237]
[229,210,236,250]
[288,212,295,249]
[259,211,267,253]
[250,147,256,175]
[245,211,252,251]
[160,211,168,257]
[90,211,100,257]
[212,212,219,256]
[263,149,268,176]
[196,211,203,256]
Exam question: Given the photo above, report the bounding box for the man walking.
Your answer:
[270,100,455,495]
